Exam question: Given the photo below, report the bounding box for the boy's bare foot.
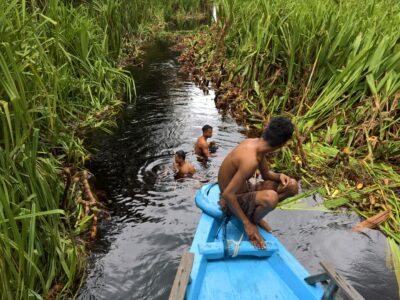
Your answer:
[258,219,272,233]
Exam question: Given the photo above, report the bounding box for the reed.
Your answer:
[92,0,207,56]
[215,0,399,161]
[206,0,400,232]
[0,0,135,297]
[1,0,208,297]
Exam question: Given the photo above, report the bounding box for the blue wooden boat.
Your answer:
[169,183,364,300]
[185,183,325,300]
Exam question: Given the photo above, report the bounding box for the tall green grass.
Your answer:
[216,0,400,161]
[92,0,207,57]
[0,0,133,297]
[0,0,208,297]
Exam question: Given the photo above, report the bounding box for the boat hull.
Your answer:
[186,184,324,300]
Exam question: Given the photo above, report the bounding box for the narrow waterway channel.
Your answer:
[79,42,397,300]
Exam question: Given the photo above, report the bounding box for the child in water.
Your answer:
[194,125,218,158]
[173,150,196,178]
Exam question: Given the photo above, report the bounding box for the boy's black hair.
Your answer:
[202,124,213,133]
[175,150,186,160]
[262,117,294,147]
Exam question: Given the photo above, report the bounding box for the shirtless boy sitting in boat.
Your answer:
[218,117,298,249]
[194,125,216,158]
[173,150,196,178]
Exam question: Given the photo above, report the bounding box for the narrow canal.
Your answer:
[78,42,397,300]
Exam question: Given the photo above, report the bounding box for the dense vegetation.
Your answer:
[0,0,204,298]
[217,0,399,156]
[214,0,400,230]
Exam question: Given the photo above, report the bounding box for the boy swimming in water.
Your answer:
[194,125,216,158]
[173,150,196,178]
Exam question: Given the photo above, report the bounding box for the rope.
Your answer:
[218,214,244,258]
[227,232,244,258]
[217,215,245,258]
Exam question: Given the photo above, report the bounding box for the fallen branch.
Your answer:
[80,171,97,205]
[47,282,64,300]
[90,214,97,240]
[352,210,391,232]
[294,124,308,168]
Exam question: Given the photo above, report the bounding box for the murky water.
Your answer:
[79,42,397,300]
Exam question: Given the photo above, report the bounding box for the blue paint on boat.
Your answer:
[186,183,324,300]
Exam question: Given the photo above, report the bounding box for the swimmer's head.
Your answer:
[175,150,186,164]
[202,124,213,138]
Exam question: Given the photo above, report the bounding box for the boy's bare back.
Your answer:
[194,136,209,157]
[218,139,260,194]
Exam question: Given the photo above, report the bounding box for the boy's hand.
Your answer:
[244,221,266,249]
[279,173,290,187]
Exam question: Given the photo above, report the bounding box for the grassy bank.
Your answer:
[0,0,205,298]
[0,1,133,297]
[177,0,400,288]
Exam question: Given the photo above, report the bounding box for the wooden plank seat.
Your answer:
[304,261,365,300]
[169,252,194,300]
